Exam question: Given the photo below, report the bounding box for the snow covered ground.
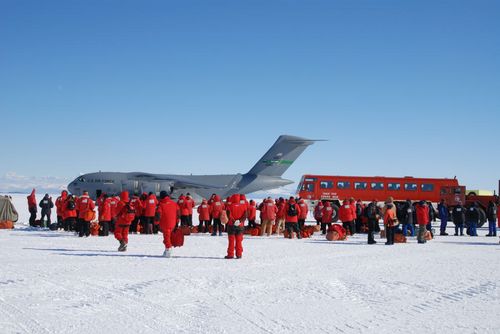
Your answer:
[1,194,500,334]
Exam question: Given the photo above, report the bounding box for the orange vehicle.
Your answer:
[297,174,465,206]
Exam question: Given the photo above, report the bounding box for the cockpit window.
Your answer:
[78,177,86,182]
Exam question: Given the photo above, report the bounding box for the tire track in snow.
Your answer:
[0,296,51,334]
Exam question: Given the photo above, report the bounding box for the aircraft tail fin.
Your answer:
[246,135,320,177]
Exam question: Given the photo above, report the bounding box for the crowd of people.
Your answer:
[25,189,500,257]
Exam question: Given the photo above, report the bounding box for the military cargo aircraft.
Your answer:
[67,135,319,201]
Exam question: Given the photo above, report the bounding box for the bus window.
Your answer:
[320,181,333,189]
[387,183,401,191]
[302,183,315,192]
[337,181,350,189]
[371,182,384,190]
[405,183,417,191]
[422,184,434,192]
[354,182,367,190]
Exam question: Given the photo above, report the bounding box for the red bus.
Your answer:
[297,174,465,206]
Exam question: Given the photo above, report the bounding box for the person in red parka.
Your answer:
[156,191,180,257]
[321,201,334,234]
[129,193,143,234]
[197,199,211,233]
[247,200,257,228]
[143,192,158,234]
[27,188,37,226]
[55,190,68,230]
[184,194,195,227]
[98,194,112,236]
[349,198,357,235]
[260,197,277,236]
[416,200,430,244]
[297,198,308,231]
[339,199,355,236]
[314,201,324,226]
[109,195,120,233]
[284,197,302,239]
[114,191,136,251]
[76,191,96,237]
[276,198,286,235]
[210,195,225,236]
[64,195,78,232]
[225,194,247,259]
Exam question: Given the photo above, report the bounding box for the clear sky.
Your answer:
[1,0,499,191]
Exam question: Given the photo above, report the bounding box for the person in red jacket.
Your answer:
[76,191,96,237]
[64,195,78,232]
[109,195,120,233]
[416,200,430,244]
[321,201,334,234]
[349,198,357,235]
[98,194,112,236]
[55,190,68,230]
[184,194,195,227]
[114,191,136,251]
[210,195,225,236]
[156,191,180,257]
[177,194,188,226]
[314,201,324,226]
[225,194,247,259]
[260,197,277,236]
[143,192,158,234]
[297,198,308,231]
[27,188,37,226]
[197,199,211,233]
[129,193,143,234]
[276,198,286,235]
[339,199,355,236]
[247,200,257,228]
[284,197,301,239]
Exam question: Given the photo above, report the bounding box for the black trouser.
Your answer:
[99,221,110,236]
[285,222,301,239]
[64,217,76,231]
[143,216,154,234]
[342,221,355,235]
[40,211,51,226]
[316,219,321,226]
[198,220,210,232]
[188,215,193,227]
[355,218,363,233]
[386,225,395,245]
[368,219,377,244]
[130,217,140,233]
[57,215,63,229]
[180,215,189,227]
[321,222,331,234]
[79,219,90,237]
[212,218,223,235]
[29,209,37,226]
[248,219,256,228]
[298,219,305,230]
[153,222,159,234]
[110,218,116,233]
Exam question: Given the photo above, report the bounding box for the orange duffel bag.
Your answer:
[0,220,14,229]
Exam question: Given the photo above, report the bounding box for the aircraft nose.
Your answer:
[68,181,78,194]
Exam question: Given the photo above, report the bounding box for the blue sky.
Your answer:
[1,0,499,191]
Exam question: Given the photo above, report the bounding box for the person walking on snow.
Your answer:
[156,191,180,257]
[114,191,136,251]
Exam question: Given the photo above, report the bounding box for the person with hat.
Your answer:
[156,191,180,257]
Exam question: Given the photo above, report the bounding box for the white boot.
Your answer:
[163,248,172,258]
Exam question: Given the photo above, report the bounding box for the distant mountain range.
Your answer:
[0,172,69,194]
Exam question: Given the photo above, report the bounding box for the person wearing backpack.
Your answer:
[156,191,180,257]
[76,191,96,237]
[486,201,497,237]
[64,195,78,232]
[225,194,247,259]
[114,191,136,251]
[284,197,301,239]
[365,199,381,244]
